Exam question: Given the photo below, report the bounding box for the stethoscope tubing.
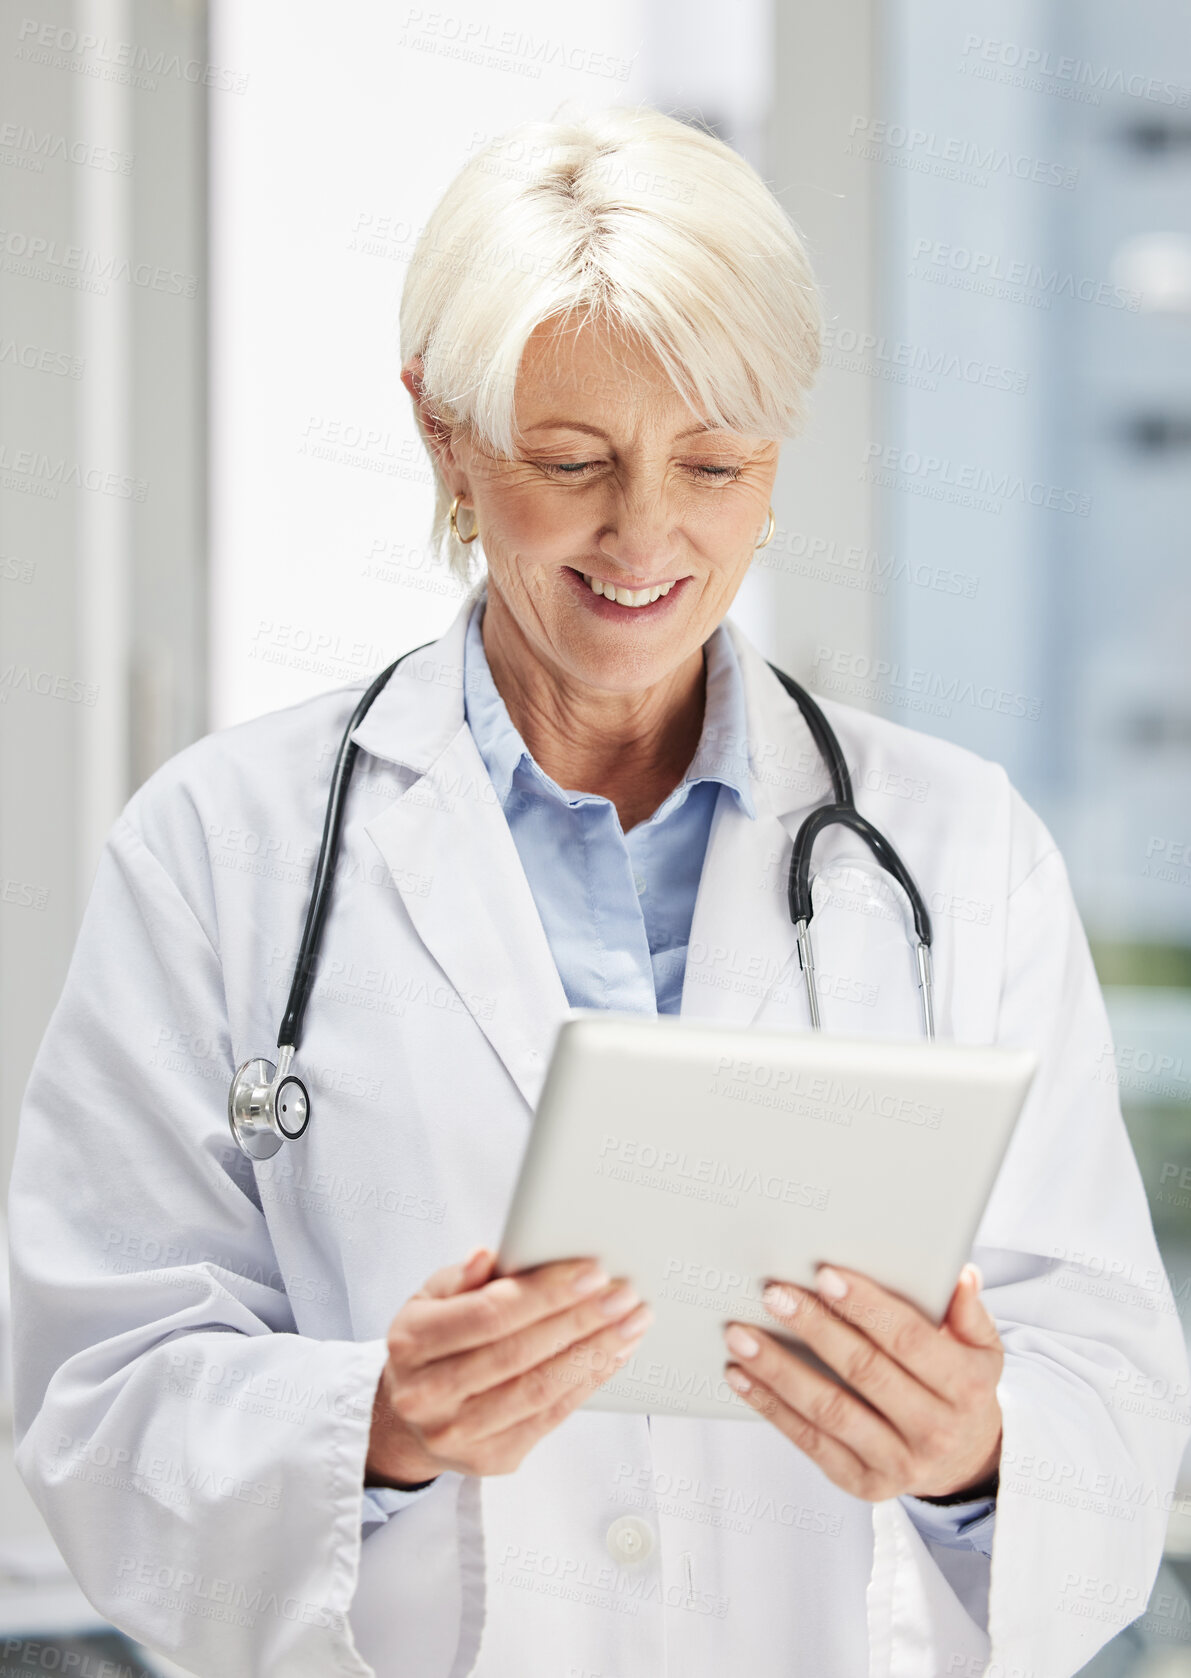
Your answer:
[278,642,436,1052]
[228,642,936,1158]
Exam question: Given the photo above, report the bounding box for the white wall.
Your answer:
[209,0,649,728]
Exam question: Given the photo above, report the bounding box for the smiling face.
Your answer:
[412,313,781,701]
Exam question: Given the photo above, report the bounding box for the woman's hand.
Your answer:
[721,1262,1003,1503]
[366,1246,652,1489]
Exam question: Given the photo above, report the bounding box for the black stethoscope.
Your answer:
[228,638,934,1159]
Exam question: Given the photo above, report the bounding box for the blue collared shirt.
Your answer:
[361,588,995,1555]
[462,586,755,1017]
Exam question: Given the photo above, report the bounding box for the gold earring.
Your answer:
[754,507,775,550]
[449,492,479,545]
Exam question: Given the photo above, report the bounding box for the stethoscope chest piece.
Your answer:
[228,1055,310,1159]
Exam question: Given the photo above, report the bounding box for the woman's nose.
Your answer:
[595,486,680,578]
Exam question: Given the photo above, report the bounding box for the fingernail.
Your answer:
[815,1266,848,1301]
[598,1283,640,1318]
[463,1246,489,1268]
[725,1366,752,1394]
[964,1262,983,1291]
[762,1283,801,1318]
[724,1324,760,1359]
[617,1303,653,1339]
[571,1264,610,1297]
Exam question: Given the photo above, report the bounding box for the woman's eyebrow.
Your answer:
[522,420,722,439]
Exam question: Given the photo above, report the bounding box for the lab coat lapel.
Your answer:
[681,618,833,1029]
[351,590,570,1113]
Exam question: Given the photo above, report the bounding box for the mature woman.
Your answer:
[9,105,1188,1678]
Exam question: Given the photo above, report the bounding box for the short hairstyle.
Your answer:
[399,102,823,587]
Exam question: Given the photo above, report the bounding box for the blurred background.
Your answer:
[2,0,1190,1670]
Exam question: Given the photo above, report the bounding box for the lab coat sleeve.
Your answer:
[971,799,1191,1675]
[8,807,391,1678]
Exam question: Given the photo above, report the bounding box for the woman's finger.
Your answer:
[394,1257,610,1366]
[398,1281,649,1418]
[418,1246,497,1300]
[411,1306,654,1463]
[723,1322,915,1472]
[722,1363,877,1499]
[427,1324,644,1478]
[788,1265,1000,1401]
[757,1283,942,1441]
[465,1304,655,1443]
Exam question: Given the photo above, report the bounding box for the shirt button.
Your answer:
[605,1515,656,1566]
[633,874,647,895]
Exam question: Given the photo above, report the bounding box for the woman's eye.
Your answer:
[537,461,741,480]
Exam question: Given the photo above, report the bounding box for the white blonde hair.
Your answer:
[399,102,823,587]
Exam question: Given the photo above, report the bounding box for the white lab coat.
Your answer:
[9,585,1189,1678]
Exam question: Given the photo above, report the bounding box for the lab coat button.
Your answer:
[605,1514,655,1565]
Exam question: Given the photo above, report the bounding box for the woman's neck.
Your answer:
[479,588,707,832]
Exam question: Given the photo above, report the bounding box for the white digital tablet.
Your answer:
[496,1010,1037,1422]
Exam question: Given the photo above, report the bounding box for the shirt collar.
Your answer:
[463,585,757,821]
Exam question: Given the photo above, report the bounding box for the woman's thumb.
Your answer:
[419,1245,496,1299]
[947,1263,999,1346]
[459,1245,496,1288]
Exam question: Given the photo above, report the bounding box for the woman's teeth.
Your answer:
[580,573,677,608]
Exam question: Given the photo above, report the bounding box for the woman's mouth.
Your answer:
[564,566,689,617]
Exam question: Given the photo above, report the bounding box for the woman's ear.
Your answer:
[401,354,456,472]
